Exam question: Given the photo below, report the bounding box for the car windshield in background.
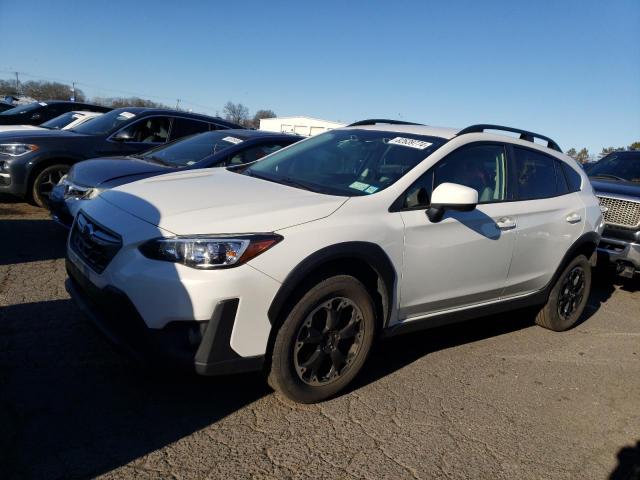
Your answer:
[40,111,78,129]
[71,109,136,135]
[244,129,445,196]
[0,102,41,115]
[588,153,640,182]
[140,131,247,167]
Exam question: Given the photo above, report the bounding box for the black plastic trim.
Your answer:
[456,124,562,152]
[267,242,396,327]
[195,299,265,375]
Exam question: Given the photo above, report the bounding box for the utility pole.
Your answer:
[71,81,76,101]
[14,72,19,94]
[175,98,181,110]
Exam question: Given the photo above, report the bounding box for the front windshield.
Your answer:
[139,131,246,167]
[40,111,77,130]
[0,102,41,116]
[588,153,640,182]
[71,109,136,135]
[245,129,446,196]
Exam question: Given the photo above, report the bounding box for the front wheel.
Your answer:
[31,164,69,208]
[536,255,591,331]
[268,275,376,403]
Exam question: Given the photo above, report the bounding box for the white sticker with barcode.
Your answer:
[388,137,432,150]
[39,102,48,106]
[118,111,136,119]
[222,136,243,144]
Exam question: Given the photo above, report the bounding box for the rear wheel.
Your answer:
[536,255,591,331]
[268,275,376,403]
[31,164,70,208]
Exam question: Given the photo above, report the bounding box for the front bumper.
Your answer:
[66,258,264,375]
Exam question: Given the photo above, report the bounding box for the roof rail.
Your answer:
[347,119,424,127]
[456,124,562,152]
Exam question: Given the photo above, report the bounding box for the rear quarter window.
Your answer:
[560,162,582,192]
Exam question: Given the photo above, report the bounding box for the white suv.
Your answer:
[65,120,603,403]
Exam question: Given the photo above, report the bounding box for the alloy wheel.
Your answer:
[293,297,365,386]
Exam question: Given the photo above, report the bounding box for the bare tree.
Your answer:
[575,148,591,164]
[223,101,250,126]
[629,141,640,151]
[0,79,85,101]
[250,109,276,129]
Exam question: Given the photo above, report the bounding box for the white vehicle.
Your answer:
[66,120,604,403]
[0,111,103,133]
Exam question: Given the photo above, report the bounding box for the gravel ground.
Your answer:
[1,198,639,480]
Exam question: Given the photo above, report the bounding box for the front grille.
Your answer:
[597,196,640,230]
[70,212,122,273]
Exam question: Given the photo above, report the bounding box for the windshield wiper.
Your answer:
[592,174,626,181]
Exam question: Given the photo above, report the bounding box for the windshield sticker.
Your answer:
[365,186,379,194]
[118,112,136,120]
[186,161,196,166]
[222,136,243,145]
[388,137,432,150]
[39,102,48,106]
[349,181,370,192]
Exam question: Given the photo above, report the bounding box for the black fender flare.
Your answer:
[544,231,600,295]
[267,241,397,328]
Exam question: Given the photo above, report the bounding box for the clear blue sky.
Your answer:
[0,0,638,153]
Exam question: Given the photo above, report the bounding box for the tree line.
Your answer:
[566,143,640,164]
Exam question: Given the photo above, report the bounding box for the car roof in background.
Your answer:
[342,123,460,139]
[107,106,243,127]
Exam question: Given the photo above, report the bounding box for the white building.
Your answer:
[259,116,345,137]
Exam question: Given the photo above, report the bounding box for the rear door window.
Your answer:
[169,118,210,141]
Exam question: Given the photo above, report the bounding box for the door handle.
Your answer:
[566,213,582,224]
[496,217,516,230]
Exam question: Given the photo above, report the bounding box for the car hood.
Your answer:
[0,128,86,142]
[589,178,640,198]
[100,168,349,234]
[71,157,171,187]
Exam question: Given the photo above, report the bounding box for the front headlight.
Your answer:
[0,143,39,156]
[139,234,283,269]
[60,177,102,200]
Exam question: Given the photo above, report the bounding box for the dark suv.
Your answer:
[587,150,640,277]
[0,100,110,125]
[0,107,242,206]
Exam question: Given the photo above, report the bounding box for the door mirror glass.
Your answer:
[427,182,478,222]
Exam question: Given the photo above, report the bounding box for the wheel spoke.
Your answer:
[325,305,338,331]
[338,319,358,339]
[329,348,346,371]
[300,347,326,372]
[301,327,323,345]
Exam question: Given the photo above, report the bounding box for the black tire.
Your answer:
[536,255,591,331]
[268,275,376,403]
[31,164,70,208]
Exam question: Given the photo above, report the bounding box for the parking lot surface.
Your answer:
[1,198,639,480]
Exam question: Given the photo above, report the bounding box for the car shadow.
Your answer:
[0,299,269,480]
[0,218,67,265]
[610,440,640,480]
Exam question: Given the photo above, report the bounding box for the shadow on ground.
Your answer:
[610,440,640,480]
[0,218,67,265]
[0,300,269,480]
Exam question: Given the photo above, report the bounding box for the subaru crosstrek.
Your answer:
[65,120,604,403]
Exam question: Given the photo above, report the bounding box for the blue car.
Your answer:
[49,129,303,227]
